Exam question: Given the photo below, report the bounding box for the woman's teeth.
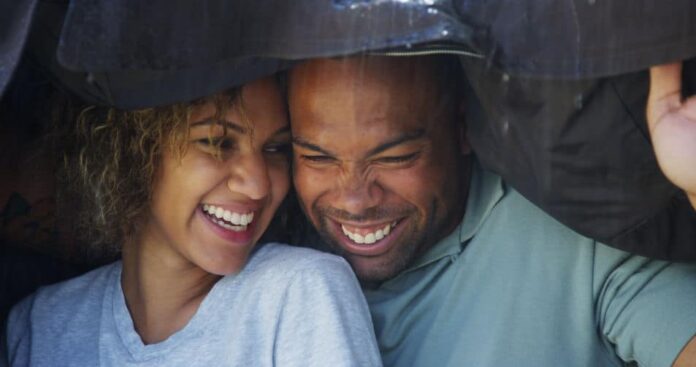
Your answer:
[202,204,254,231]
[341,222,396,245]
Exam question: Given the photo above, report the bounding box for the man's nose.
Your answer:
[332,170,385,215]
[227,152,270,200]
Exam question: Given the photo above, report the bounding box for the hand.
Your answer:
[647,62,696,210]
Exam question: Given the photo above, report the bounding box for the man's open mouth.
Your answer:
[202,204,254,232]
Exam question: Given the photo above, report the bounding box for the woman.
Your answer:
[4,76,382,366]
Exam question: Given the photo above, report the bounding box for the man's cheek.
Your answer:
[294,171,323,222]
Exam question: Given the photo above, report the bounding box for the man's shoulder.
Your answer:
[484,186,594,241]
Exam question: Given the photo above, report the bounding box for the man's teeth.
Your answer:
[341,222,396,245]
[202,204,254,226]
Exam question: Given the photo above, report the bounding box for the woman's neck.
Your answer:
[120,237,220,345]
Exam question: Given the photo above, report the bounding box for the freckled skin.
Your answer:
[289,57,472,284]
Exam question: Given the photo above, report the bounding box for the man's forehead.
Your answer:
[290,56,438,94]
[290,57,441,127]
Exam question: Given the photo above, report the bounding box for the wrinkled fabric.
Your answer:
[366,163,696,367]
[462,56,696,260]
[25,1,289,108]
[51,0,696,78]
[0,0,694,260]
[5,243,382,367]
[56,0,473,71]
[0,0,39,96]
[455,0,696,78]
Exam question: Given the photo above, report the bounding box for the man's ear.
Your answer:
[457,99,472,155]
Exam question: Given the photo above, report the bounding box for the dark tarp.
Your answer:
[454,0,696,78]
[462,56,696,260]
[21,1,290,109]
[1,0,695,260]
[0,0,38,98]
[6,0,696,102]
[54,0,696,78]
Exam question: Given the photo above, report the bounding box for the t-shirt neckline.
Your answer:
[108,262,235,361]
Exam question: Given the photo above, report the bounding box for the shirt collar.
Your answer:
[404,160,505,271]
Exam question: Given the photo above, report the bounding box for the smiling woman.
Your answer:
[3,76,382,366]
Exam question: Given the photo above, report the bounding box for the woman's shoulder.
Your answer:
[7,262,120,333]
[247,242,352,276]
[230,243,359,296]
[28,262,118,307]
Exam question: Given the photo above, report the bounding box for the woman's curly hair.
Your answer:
[61,92,238,256]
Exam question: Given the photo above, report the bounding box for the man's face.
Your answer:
[289,57,471,284]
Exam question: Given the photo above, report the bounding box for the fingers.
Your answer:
[647,62,683,133]
[682,95,696,121]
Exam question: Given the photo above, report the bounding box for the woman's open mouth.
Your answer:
[201,204,255,232]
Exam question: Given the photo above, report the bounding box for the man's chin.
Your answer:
[342,251,411,286]
[313,213,423,285]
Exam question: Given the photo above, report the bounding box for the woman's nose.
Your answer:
[226,152,270,200]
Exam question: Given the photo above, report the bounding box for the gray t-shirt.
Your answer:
[4,243,382,367]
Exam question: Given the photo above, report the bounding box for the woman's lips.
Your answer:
[198,206,256,245]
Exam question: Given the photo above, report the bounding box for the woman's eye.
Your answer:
[196,137,235,150]
[264,142,291,155]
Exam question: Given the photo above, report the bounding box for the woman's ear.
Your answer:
[457,100,472,155]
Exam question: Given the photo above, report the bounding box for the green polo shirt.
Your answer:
[364,164,696,367]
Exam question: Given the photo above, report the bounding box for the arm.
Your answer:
[595,246,696,367]
[646,62,696,209]
[673,337,696,367]
[2,295,33,367]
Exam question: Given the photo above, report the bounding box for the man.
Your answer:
[288,55,696,366]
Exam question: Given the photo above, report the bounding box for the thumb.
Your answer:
[647,62,683,133]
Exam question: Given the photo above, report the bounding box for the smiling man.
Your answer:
[288,55,696,367]
[290,56,469,286]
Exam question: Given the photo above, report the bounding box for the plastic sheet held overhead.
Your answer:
[1,0,695,260]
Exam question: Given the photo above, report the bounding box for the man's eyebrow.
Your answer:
[292,129,426,157]
[190,118,246,134]
[292,137,335,156]
[366,129,426,157]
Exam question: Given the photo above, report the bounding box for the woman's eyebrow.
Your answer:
[271,125,291,137]
[190,118,246,134]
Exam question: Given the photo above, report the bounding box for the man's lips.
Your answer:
[341,221,397,244]
[328,217,406,257]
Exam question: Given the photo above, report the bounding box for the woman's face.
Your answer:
[141,76,291,275]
